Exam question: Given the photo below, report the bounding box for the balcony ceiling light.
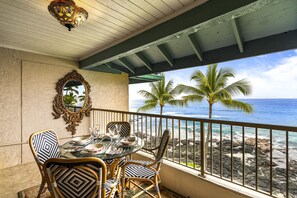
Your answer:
[48,0,88,31]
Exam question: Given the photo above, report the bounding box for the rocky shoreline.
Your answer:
[135,132,297,198]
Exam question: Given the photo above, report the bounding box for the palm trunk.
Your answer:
[158,106,163,145]
[204,103,212,171]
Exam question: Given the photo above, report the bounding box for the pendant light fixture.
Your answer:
[48,0,88,31]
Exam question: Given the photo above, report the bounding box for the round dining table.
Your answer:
[60,135,144,176]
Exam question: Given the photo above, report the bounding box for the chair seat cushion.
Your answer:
[124,160,156,179]
[105,179,117,198]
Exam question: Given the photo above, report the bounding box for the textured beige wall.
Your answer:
[0,47,129,168]
[0,48,22,168]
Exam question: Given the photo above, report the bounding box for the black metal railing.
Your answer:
[91,108,297,198]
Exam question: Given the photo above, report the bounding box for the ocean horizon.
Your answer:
[129,98,297,161]
[129,98,297,127]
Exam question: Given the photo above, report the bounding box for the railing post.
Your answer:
[122,113,125,122]
[200,121,205,177]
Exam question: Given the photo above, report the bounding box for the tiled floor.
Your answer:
[0,162,41,198]
[0,162,181,198]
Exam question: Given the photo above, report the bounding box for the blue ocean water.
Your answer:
[130,98,297,127]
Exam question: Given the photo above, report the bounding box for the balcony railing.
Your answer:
[91,108,297,198]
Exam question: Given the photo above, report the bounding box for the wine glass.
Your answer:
[88,127,96,142]
[115,124,122,137]
[94,124,101,138]
[108,126,115,142]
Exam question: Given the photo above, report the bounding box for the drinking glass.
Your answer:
[115,124,122,136]
[108,126,115,142]
[88,127,96,142]
[94,124,101,138]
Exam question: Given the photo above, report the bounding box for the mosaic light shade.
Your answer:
[48,0,88,31]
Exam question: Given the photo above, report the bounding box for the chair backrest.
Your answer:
[106,121,131,137]
[43,157,107,198]
[29,129,60,165]
[155,130,170,162]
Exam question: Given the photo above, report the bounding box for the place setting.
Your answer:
[61,124,139,158]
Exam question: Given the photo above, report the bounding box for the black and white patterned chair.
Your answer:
[105,122,131,176]
[106,121,131,137]
[29,129,61,198]
[121,130,170,198]
[43,157,121,198]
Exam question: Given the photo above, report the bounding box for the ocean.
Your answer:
[130,99,297,155]
[130,98,297,127]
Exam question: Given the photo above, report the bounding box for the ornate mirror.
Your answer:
[52,70,92,135]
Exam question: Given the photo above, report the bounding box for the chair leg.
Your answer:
[121,177,126,198]
[37,178,46,198]
[154,177,161,198]
[157,174,163,191]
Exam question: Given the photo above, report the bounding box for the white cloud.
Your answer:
[234,55,297,98]
[129,83,150,101]
[129,53,297,100]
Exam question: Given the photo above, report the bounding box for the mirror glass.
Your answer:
[63,80,86,112]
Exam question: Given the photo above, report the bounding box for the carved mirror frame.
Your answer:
[52,70,92,135]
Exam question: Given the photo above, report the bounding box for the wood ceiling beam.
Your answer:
[118,58,136,74]
[129,30,297,77]
[105,62,132,74]
[135,52,153,71]
[129,74,163,81]
[129,74,163,84]
[129,77,156,82]
[88,64,122,74]
[80,0,259,69]
[231,17,244,53]
[129,79,152,84]
[157,44,174,67]
[187,33,203,61]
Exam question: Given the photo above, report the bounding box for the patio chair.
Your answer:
[29,129,61,198]
[105,122,131,176]
[43,157,121,198]
[121,130,170,198]
[106,121,131,137]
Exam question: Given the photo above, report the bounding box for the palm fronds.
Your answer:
[176,64,253,117]
[137,74,184,114]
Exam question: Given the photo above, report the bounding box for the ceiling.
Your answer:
[0,0,207,60]
[0,0,296,83]
[80,0,297,77]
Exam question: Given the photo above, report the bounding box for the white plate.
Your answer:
[85,143,104,152]
[72,136,90,145]
[120,139,135,146]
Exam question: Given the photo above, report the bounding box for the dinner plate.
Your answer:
[72,136,90,145]
[85,143,104,152]
[120,139,135,146]
[64,146,83,152]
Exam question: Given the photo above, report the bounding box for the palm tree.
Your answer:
[176,64,253,167]
[63,92,78,107]
[137,74,185,137]
[177,64,253,118]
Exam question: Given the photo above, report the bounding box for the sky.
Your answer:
[129,49,297,101]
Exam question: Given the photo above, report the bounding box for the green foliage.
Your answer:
[181,161,199,169]
[176,64,253,117]
[63,92,78,106]
[63,86,80,107]
[137,74,186,114]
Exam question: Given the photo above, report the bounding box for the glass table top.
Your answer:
[60,136,144,161]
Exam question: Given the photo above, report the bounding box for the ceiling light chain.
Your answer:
[48,0,88,31]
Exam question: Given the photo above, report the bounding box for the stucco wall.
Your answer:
[0,47,129,169]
